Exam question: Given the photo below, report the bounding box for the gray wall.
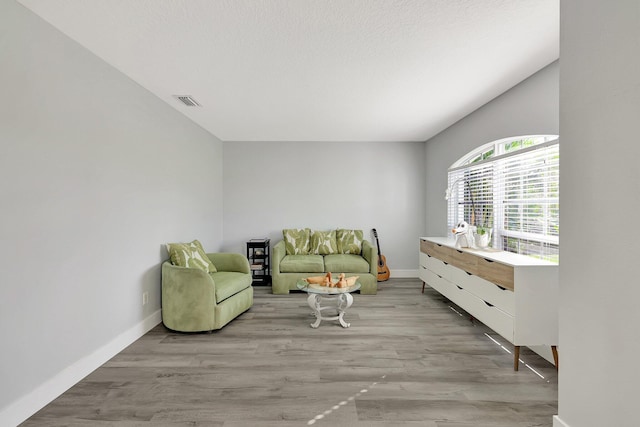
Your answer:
[424,61,559,236]
[222,141,425,274]
[0,2,224,423]
[557,1,640,426]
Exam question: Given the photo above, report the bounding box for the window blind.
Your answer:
[447,139,559,262]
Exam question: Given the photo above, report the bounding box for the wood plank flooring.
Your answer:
[22,278,558,426]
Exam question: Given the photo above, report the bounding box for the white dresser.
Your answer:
[419,237,559,370]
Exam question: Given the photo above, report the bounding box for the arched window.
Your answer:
[447,135,559,262]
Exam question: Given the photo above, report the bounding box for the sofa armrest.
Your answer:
[207,253,251,274]
[362,240,378,276]
[161,261,217,331]
[272,240,286,275]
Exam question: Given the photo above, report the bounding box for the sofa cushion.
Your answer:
[166,240,217,273]
[283,228,311,255]
[324,254,370,273]
[280,255,325,273]
[211,271,252,303]
[310,230,338,255]
[336,229,364,254]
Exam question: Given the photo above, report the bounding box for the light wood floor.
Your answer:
[23,278,558,426]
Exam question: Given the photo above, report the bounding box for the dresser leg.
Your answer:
[514,346,520,371]
[551,345,559,370]
[421,281,425,293]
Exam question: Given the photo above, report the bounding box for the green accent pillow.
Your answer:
[310,230,338,255]
[336,229,364,254]
[283,228,311,255]
[166,240,217,273]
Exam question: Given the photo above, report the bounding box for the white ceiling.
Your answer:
[18,0,559,142]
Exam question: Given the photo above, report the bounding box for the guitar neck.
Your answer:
[373,231,384,268]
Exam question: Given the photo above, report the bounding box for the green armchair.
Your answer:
[161,253,253,332]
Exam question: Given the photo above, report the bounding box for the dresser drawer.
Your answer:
[420,239,436,255]
[450,268,515,315]
[422,269,459,302]
[421,239,456,262]
[423,253,451,279]
[419,252,429,268]
[453,288,515,343]
[419,264,429,282]
[476,256,514,290]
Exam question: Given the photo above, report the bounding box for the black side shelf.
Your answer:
[246,239,270,285]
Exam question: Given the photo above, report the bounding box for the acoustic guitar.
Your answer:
[372,228,390,281]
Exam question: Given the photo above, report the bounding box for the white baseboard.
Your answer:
[1,310,162,427]
[553,415,570,427]
[388,269,419,278]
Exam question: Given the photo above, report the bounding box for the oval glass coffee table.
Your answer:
[297,279,361,328]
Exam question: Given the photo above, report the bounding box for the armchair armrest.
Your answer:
[207,253,250,274]
[161,261,216,331]
[362,240,378,276]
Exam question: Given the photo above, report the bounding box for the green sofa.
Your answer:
[162,253,253,332]
[272,239,378,295]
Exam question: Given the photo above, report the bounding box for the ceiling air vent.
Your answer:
[174,95,201,107]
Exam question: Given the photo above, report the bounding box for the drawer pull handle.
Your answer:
[496,285,507,291]
[436,244,442,247]
[443,261,448,265]
[437,274,443,279]
[456,285,463,290]
[465,271,472,276]
[484,258,494,263]
[457,250,463,254]
[484,301,494,307]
